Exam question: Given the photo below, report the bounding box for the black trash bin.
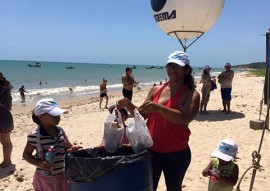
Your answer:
[65,147,152,191]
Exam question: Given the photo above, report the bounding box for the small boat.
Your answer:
[66,66,74,69]
[28,62,41,67]
[157,66,164,69]
[146,66,156,69]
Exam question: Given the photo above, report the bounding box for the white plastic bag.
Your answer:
[126,108,153,153]
[104,109,124,153]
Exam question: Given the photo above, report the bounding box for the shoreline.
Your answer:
[11,87,151,115]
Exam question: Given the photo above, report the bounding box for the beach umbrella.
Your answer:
[150,0,225,51]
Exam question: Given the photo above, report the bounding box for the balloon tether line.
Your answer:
[171,31,204,52]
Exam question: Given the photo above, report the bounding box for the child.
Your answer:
[202,139,239,191]
[99,105,129,146]
[22,98,81,191]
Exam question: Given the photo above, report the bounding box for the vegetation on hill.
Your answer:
[232,62,266,69]
[249,69,266,77]
[232,62,267,77]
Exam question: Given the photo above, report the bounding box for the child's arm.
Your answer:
[22,144,51,171]
[202,160,214,177]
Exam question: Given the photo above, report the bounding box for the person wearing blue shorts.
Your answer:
[218,63,234,114]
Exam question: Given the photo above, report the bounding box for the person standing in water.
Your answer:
[19,85,28,103]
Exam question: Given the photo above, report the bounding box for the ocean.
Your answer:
[0,60,223,105]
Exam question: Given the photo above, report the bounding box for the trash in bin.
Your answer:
[65,146,152,191]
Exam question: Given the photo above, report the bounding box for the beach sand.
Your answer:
[1,71,269,191]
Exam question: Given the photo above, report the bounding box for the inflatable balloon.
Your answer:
[151,0,225,50]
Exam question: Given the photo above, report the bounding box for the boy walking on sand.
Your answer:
[202,139,239,191]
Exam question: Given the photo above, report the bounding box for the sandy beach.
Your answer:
[0,71,269,191]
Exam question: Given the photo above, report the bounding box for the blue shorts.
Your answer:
[221,88,232,101]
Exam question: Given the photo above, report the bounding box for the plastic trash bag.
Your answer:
[65,147,151,182]
[126,108,153,153]
[104,109,124,153]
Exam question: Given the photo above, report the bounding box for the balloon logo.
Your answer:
[151,0,167,12]
[151,0,225,51]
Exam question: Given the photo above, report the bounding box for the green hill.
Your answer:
[232,62,266,69]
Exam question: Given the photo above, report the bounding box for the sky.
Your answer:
[0,0,269,67]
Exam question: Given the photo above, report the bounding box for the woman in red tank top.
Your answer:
[117,51,200,191]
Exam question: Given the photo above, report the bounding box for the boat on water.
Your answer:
[157,66,164,69]
[66,66,74,69]
[28,62,41,67]
[146,66,156,69]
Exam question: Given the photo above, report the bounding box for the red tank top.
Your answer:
[147,82,191,153]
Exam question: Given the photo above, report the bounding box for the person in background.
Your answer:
[0,72,14,168]
[218,63,234,114]
[99,78,109,109]
[200,65,212,114]
[202,139,239,191]
[19,85,28,103]
[22,98,82,191]
[116,51,200,191]
[121,67,137,101]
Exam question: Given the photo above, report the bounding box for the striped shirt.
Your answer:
[27,126,66,176]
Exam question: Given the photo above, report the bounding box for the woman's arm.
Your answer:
[117,86,159,118]
[140,90,200,126]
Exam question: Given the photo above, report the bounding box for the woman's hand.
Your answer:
[116,98,137,117]
[139,100,160,113]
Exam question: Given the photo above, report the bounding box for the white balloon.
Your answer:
[151,0,225,39]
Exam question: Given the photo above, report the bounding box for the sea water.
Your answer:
[0,60,223,104]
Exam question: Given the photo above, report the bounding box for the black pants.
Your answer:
[151,147,191,191]
[122,88,133,101]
